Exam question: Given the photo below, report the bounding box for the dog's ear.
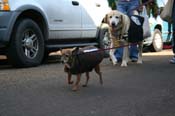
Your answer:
[72,47,80,55]
[120,14,124,28]
[61,49,72,56]
[120,14,123,24]
[72,47,79,52]
[103,14,108,24]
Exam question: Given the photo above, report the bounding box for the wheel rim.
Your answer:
[22,30,39,59]
[154,33,162,49]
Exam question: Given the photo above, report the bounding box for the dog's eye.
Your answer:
[115,16,119,19]
[109,16,112,18]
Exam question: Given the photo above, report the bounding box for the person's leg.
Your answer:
[127,0,140,16]
[129,44,138,61]
[172,7,175,54]
[127,0,140,61]
[168,22,171,32]
[170,3,175,63]
[114,47,123,62]
[117,1,128,14]
[167,22,171,41]
[116,0,140,62]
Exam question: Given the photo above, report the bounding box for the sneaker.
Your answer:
[169,57,175,64]
[131,58,138,62]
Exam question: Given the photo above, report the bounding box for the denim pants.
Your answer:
[115,0,140,61]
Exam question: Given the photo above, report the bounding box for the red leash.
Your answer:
[72,42,140,56]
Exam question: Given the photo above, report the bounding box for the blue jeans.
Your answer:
[115,0,140,61]
[117,0,140,16]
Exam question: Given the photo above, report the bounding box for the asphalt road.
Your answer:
[0,49,175,116]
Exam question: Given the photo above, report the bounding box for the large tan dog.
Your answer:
[104,10,143,67]
[61,46,103,91]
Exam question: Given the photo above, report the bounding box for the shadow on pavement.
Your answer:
[0,54,63,69]
[0,49,173,69]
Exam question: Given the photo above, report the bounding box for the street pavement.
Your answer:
[0,49,175,116]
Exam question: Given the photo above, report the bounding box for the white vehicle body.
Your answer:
[0,0,111,67]
[143,0,172,52]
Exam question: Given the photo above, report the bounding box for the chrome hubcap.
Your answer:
[22,30,39,59]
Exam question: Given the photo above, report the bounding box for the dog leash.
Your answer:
[99,42,139,53]
[71,42,139,57]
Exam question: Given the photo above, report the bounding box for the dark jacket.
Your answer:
[68,46,104,74]
[128,15,144,43]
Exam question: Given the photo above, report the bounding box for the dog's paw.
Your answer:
[110,57,117,66]
[82,84,87,87]
[72,85,79,91]
[68,81,74,85]
[112,61,117,66]
[137,60,143,64]
[121,61,127,67]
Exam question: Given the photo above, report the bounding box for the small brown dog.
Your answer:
[61,46,104,91]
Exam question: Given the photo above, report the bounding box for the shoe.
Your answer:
[131,58,138,62]
[169,57,175,64]
[116,58,122,62]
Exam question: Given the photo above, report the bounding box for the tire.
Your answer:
[99,26,111,57]
[150,29,163,52]
[7,18,44,67]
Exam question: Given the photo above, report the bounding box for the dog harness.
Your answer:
[66,46,104,75]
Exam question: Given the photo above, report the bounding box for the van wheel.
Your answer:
[7,18,44,67]
[150,29,163,52]
[99,27,111,57]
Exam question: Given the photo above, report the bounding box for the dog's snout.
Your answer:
[111,22,116,27]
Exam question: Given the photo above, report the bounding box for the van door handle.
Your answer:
[72,1,79,6]
[96,3,101,7]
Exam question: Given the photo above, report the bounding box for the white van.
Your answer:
[0,0,111,67]
[143,0,172,52]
